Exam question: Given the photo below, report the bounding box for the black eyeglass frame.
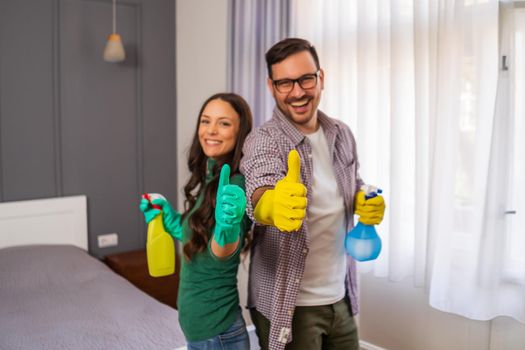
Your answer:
[271,70,320,93]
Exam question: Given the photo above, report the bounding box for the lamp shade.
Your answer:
[103,33,125,63]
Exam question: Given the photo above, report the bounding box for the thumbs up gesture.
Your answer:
[254,150,307,232]
[213,164,247,247]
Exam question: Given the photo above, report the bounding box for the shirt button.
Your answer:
[295,278,300,283]
[288,309,293,316]
[308,153,313,158]
[279,327,291,343]
[302,248,308,254]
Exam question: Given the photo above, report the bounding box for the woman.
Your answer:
[140,93,253,349]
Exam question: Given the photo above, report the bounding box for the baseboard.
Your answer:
[360,339,388,350]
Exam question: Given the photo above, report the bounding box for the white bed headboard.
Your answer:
[0,195,88,250]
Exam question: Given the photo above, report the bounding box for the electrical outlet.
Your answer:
[97,233,118,248]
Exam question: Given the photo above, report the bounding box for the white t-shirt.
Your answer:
[296,126,347,306]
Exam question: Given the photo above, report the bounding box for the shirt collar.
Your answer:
[317,110,340,140]
[272,107,340,145]
[206,158,217,181]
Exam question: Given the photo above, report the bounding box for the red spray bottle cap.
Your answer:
[142,193,162,210]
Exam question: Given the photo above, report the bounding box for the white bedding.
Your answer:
[0,244,186,350]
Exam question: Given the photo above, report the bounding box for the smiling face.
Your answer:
[268,50,324,134]
[198,99,241,160]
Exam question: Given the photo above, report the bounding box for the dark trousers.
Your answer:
[250,297,359,350]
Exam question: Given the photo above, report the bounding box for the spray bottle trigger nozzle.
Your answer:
[142,193,162,210]
[361,184,383,199]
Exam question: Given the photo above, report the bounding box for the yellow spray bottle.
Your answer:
[142,193,175,277]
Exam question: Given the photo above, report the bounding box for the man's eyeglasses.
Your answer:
[272,71,320,93]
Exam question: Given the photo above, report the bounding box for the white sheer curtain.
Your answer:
[228,0,289,126]
[291,0,525,322]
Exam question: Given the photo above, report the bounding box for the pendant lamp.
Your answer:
[103,0,125,62]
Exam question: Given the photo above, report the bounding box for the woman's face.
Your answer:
[198,99,240,160]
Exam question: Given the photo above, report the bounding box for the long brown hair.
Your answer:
[182,93,253,261]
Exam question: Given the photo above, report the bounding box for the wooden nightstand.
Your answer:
[104,249,179,309]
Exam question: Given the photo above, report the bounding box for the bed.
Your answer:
[0,195,187,350]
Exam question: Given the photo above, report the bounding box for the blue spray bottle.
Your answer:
[345,185,383,261]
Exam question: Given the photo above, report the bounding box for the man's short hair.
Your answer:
[265,38,320,78]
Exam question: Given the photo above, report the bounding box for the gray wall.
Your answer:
[0,0,176,258]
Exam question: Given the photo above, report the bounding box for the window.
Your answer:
[503,6,525,283]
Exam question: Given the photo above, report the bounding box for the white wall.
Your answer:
[359,274,525,350]
[175,0,252,326]
[176,0,229,210]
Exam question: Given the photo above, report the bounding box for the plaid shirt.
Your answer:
[240,107,364,350]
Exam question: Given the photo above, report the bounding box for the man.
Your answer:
[240,38,385,350]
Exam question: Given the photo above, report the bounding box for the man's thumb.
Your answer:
[284,149,301,183]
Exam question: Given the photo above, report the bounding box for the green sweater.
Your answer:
[177,160,250,341]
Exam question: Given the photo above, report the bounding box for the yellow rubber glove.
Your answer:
[254,150,307,232]
[354,190,386,225]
